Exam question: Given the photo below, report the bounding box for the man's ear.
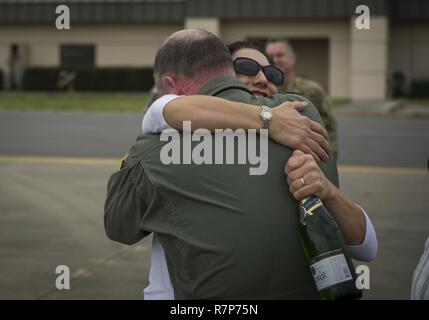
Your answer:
[164,76,181,95]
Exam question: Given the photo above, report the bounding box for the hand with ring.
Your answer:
[284,150,335,201]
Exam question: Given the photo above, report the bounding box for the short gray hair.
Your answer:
[154,29,233,94]
[266,37,294,54]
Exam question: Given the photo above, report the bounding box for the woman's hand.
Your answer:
[285,150,369,247]
[270,101,331,161]
[285,149,335,201]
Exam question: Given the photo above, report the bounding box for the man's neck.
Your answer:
[198,75,251,96]
[178,70,236,95]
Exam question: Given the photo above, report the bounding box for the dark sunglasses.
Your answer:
[233,57,284,86]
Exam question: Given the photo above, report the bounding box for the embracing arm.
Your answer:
[104,160,151,245]
[324,192,377,262]
[143,95,331,161]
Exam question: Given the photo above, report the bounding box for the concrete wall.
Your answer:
[286,38,329,94]
[1,19,427,99]
[0,44,10,86]
[185,17,220,36]
[0,24,181,87]
[0,21,353,98]
[350,16,388,100]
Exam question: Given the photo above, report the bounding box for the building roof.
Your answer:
[0,0,427,25]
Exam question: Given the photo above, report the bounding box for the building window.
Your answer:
[60,44,95,68]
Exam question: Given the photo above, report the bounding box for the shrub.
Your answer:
[23,67,154,92]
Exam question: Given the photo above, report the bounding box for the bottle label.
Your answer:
[309,252,353,291]
[301,196,323,215]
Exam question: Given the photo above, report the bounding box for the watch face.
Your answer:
[262,111,272,120]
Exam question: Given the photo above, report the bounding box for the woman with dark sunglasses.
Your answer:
[228,41,284,97]
[143,40,331,161]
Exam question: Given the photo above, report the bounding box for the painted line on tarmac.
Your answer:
[339,165,427,175]
[0,155,427,175]
[0,155,119,166]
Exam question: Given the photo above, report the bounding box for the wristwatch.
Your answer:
[259,105,272,130]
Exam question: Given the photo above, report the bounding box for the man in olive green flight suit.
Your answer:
[104,29,371,299]
[104,29,340,299]
[266,38,338,159]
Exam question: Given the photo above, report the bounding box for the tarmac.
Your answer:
[334,99,429,118]
[0,157,427,300]
[0,160,152,299]
[0,100,428,300]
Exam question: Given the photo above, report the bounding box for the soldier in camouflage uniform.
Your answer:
[266,38,338,159]
[288,77,338,159]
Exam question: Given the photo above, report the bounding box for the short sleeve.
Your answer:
[346,205,378,262]
[142,94,181,133]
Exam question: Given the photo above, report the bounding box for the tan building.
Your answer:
[0,0,428,99]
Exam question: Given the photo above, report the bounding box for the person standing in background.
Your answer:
[266,38,338,159]
[8,44,24,90]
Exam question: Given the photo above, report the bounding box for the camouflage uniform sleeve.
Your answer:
[320,96,338,159]
[299,81,338,159]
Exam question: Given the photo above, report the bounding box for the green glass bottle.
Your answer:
[299,195,362,300]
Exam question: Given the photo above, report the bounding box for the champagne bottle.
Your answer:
[299,195,362,300]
